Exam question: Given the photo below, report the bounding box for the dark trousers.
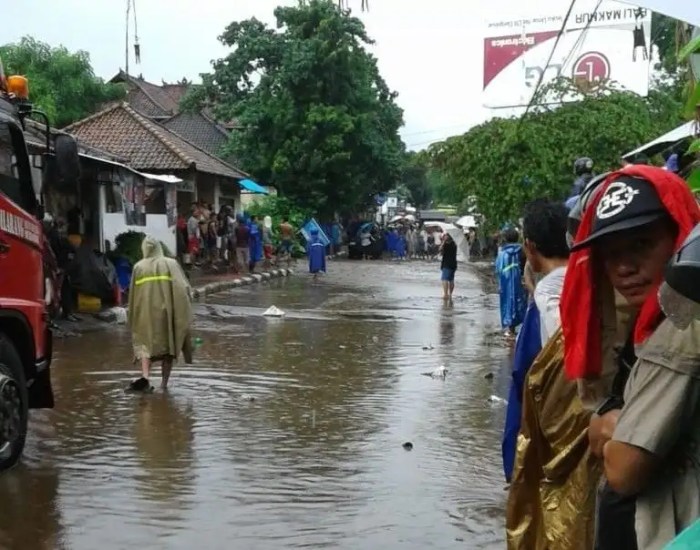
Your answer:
[60,277,76,317]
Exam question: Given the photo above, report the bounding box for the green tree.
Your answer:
[186,0,404,217]
[652,13,686,74]
[427,78,685,230]
[0,37,124,128]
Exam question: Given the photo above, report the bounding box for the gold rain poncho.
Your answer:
[128,237,193,362]
[505,328,600,550]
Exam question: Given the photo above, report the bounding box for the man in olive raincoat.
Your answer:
[127,237,193,392]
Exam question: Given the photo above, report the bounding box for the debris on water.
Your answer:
[402,442,413,451]
[422,344,434,351]
[422,365,448,379]
[95,306,128,324]
[372,336,379,343]
[339,345,347,349]
[193,336,204,349]
[488,395,508,405]
[263,306,285,317]
[311,409,316,429]
[484,372,494,380]
[241,394,256,402]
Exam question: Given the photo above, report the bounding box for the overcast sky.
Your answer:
[4,0,602,149]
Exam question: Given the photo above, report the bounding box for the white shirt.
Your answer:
[533,266,567,344]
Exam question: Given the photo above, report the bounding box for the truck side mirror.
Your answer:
[54,134,80,184]
[43,134,80,194]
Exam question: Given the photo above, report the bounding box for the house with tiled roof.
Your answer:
[162,110,233,161]
[64,102,248,209]
[103,71,260,209]
[109,70,187,120]
[109,71,240,155]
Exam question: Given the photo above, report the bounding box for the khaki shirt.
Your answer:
[612,318,700,550]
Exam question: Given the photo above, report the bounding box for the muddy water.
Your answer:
[0,260,513,550]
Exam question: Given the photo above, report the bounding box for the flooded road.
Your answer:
[0,260,512,550]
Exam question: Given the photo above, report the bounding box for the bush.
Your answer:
[114,231,173,266]
[245,195,313,256]
[245,196,311,231]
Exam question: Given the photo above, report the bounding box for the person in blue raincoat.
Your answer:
[307,228,326,281]
[248,215,263,273]
[502,300,541,482]
[395,229,406,260]
[386,228,397,257]
[501,199,570,483]
[495,228,526,337]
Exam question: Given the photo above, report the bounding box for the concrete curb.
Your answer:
[192,269,293,299]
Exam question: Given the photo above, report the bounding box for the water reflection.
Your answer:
[133,393,195,506]
[0,465,63,550]
[440,301,455,347]
[2,261,512,549]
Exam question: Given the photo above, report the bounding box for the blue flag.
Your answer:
[502,301,542,482]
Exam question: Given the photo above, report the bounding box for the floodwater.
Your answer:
[0,260,513,550]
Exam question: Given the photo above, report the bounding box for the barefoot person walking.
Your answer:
[128,237,193,392]
[440,233,458,300]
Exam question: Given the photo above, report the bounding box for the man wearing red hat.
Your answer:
[561,165,700,549]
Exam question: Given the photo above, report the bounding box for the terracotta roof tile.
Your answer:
[162,111,230,158]
[64,102,247,179]
[110,71,184,116]
[125,87,170,118]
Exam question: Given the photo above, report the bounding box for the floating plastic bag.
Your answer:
[263,306,285,317]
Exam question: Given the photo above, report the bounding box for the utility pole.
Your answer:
[125,0,131,77]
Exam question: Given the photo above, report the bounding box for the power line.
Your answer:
[401,123,479,138]
[518,0,578,126]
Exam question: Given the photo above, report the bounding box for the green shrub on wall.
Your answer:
[114,231,173,266]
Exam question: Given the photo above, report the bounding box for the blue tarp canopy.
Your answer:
[239,178,269,195]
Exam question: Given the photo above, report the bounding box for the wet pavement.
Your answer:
[0,260,513,550]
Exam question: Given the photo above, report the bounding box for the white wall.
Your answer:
[102,213,176,255]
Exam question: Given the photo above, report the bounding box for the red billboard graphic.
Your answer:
[572,52,611,90]
[483,31,559,89]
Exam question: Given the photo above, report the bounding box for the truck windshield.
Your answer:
[0,120,36,214]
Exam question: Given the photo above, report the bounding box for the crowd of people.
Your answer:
[177,202,297,273]
[494,160,700,549]
[384,224,451,260]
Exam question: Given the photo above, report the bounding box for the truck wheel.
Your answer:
[0,334,28,472]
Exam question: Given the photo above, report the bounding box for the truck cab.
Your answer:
[0,57,79,471]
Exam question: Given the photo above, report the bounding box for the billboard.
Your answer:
[483,1,652,108]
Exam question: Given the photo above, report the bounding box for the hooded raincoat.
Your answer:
[128,237,193,362]
[496,243,527,329]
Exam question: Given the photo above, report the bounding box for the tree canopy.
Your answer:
[0,37,125,128]
[426,78,686,228]
[185,0,404,217]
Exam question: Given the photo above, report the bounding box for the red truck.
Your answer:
[0,56,79,471]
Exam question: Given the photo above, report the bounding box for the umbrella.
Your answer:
[423,221,455,232]
[455,215,478,229]
[359,222,374,233]
[623,121,698,160]
[390,215,405,223]
[424,222,470,262]
[301,218,331,246]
